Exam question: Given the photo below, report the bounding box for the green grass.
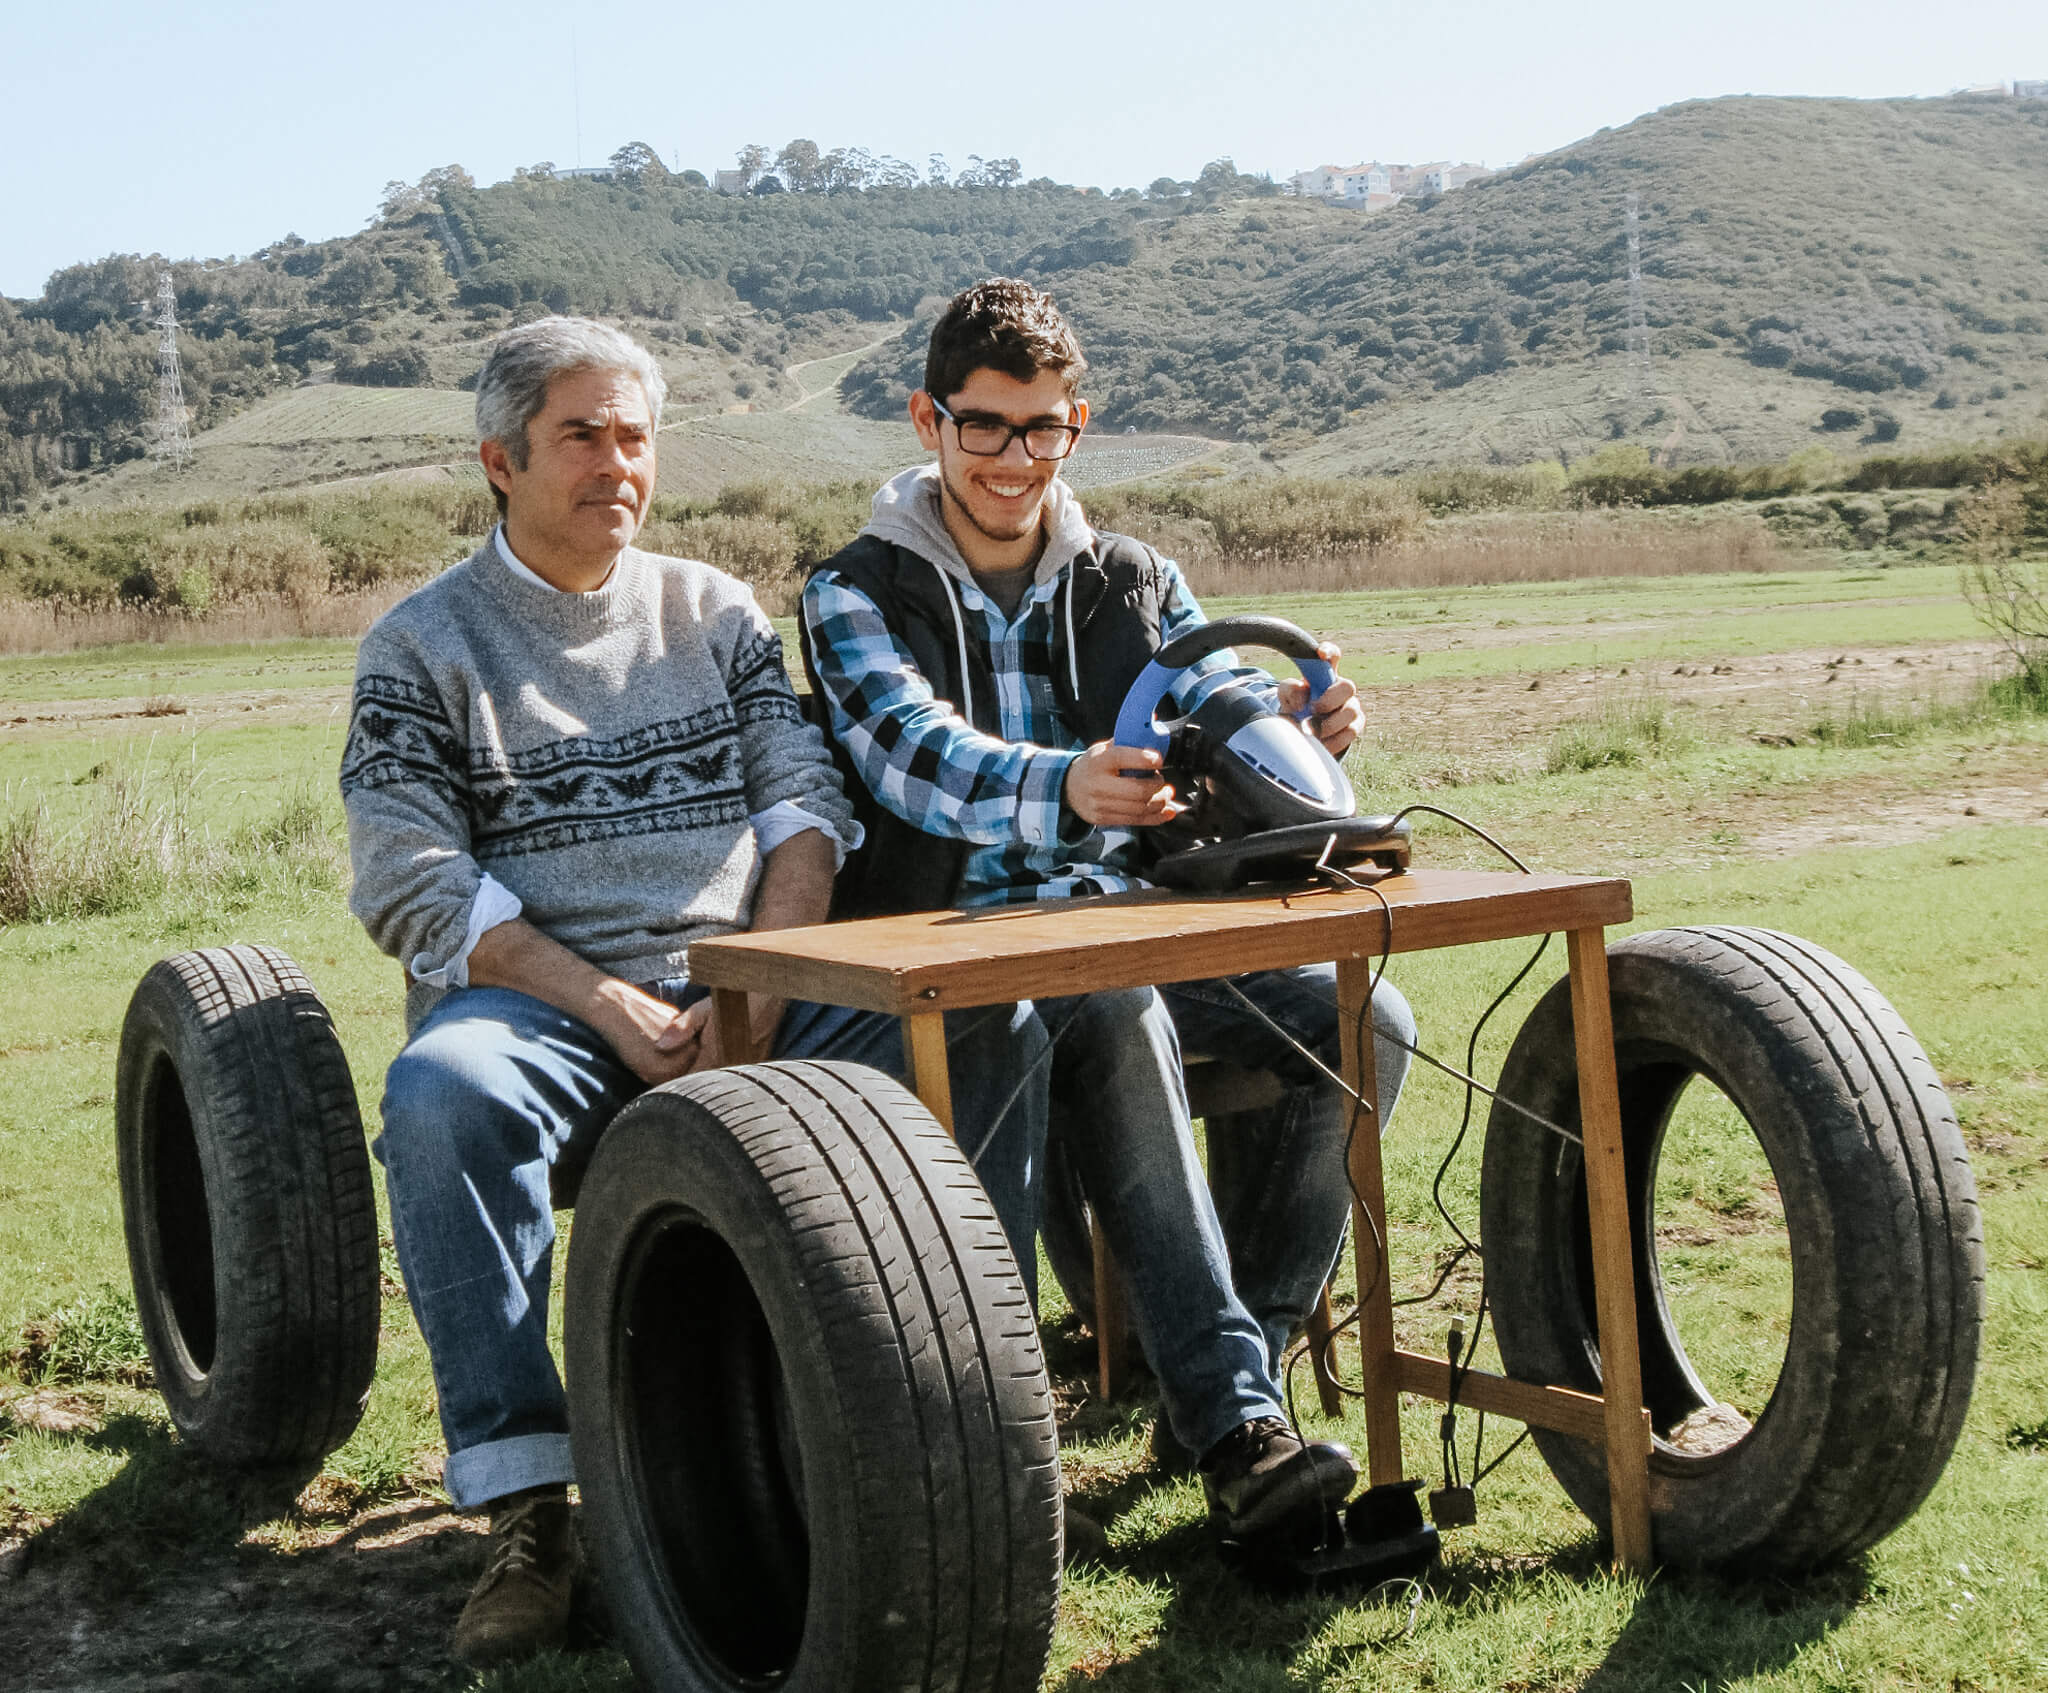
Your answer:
[2,567,2044,1688]
[0,637,358,705]
[1545,688,1688,773]
[193,385,478,448]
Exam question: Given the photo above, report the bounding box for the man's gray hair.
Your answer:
[474,316,669,466]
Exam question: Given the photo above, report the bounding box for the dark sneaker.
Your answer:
[452,1485,580,1668]
[1199,1417,1358,1542]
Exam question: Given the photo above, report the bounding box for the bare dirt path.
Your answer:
[1361,639,2012,772]
[4,688,348,736]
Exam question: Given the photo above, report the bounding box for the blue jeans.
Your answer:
[784,990,1297,1456]
[375,985,1042,1509]
[1152,966,1415,1372]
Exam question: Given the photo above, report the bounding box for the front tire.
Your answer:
[565,1059,1061,1692]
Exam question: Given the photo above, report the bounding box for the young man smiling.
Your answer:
[801,280,1417,1548]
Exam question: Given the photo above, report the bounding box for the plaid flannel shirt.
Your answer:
[801,550,1274,906]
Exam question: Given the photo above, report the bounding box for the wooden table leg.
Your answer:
[1567,926,1655,1573]
[1306,1283,1344,1418]
[901,1011,955,1137]
[712,989,758,1066]
[1338,957,1403,1486]
[1091,1221,1132,1400]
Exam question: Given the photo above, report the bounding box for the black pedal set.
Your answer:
[1219,1479,1441,1592]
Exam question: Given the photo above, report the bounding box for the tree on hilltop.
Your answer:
[737,143,770,175]
[775,139,822,191]
[609,142,669,184]
[377,165,475,223]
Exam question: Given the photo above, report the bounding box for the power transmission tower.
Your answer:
[432,207,471,282]
[1624,192,1652,412]
[151,272,192,471]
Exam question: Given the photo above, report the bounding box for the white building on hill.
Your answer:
[1292,157,1490,205]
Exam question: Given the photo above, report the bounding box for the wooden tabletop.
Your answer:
[689,867,1632,1014]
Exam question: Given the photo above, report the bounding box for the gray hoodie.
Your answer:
[860,463,1097,592]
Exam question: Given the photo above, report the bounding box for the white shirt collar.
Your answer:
[493,525,619,593]
[494,524,560,592]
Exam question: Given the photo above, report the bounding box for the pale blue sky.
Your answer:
[5,0,2044,299]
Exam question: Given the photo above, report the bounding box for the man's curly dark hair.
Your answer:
[923,278,1087,404]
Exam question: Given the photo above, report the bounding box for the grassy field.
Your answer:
[0,562,2043,1690]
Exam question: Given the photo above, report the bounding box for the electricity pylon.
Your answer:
[151,272,192,471]
[1624,193,1652,411]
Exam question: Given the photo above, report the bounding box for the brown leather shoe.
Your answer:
[452,1485,580,1668]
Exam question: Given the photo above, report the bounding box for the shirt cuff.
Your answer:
[1017,748,1082,847]
[750,799,865,871]
[408,874,524,989]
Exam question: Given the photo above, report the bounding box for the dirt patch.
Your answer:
[0,1391,102,1437]
[0,687,347,739]
[0,1437,621,1692]
[1748,777,2048,856]
[1360,640,2011,773]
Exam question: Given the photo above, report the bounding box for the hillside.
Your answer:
[845,96,2048,468]
[0,182,1117,505]
[6,94,2046,507]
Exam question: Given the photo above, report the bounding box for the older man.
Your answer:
[340,316,1038,1666]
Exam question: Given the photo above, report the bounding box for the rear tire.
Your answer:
[565,1059,1061,1693]
[115,945,379,1468]
[1480,926,1983,1571]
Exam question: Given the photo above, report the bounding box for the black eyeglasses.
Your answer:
[931,399,1084,462]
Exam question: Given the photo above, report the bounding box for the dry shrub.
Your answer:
[0,586,408,656]
[1179,509,1787,598]
[0,772,346,925]
[142,518,333,605]
[639,512,798,602]
[0,771,194,923]
[1088,477,1425,566]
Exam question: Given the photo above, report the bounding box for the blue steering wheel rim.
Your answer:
[1112,615,1336,753]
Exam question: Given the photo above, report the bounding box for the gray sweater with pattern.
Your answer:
[340,538,854,1024]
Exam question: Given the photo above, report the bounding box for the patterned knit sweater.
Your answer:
[340,538,855,1024]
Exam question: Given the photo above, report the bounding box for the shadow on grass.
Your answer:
[1577,1561,1868,1693]
[1057,1506,1867,1692]
[1049,1347,1868,1693]
[0,1411,628,1692]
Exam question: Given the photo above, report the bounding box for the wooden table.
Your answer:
[690,867,1655,1570]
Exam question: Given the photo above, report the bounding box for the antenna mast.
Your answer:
[151,272,192,472]
[1624,192,1651,411]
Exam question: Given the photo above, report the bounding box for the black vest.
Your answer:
[802,531,1176,919]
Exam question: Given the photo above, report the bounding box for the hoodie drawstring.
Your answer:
[1064,565,1081,707]
[930,557,975,728]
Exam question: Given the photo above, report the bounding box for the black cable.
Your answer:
[1252,801,1562,1515]
[1472,1425,1531,1486]
[1427,931,1556,1257]
[1384,801,1533,873]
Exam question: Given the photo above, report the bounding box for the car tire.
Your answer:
[115,945,378,1467]
[1481,925,1983,1571]
[565,1059,1061,1692]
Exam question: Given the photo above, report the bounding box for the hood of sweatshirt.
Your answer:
[861,463,1097,592]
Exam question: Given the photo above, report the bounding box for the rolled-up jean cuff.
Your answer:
[444,1432,576,1510]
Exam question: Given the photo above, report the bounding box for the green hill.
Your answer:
[6,95,2046,508]
[844,96,2048,468]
